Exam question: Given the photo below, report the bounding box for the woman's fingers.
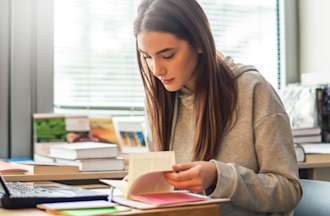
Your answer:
[164,165,199,181]
[166,177,202,189]
[172,163,195,172]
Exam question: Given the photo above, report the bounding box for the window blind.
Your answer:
[54,0,280,112]
[199,0,279,87]
[54,0,144,111]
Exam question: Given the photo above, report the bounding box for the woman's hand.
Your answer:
[164,161,218,193]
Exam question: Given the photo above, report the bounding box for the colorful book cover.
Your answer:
[33,114,66,143]
[33,114,67,157]
[112,116,146,150]
[65,115,91,143]
[89,116,119,144]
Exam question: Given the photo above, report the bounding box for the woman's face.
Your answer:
[137,31,199,92]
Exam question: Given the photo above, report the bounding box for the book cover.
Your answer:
[280,84,319,129]
[65,115,91,143]
[89,116,119,144]
[112,116,147,152]
[33,114,67,157]
[33,114,66,143]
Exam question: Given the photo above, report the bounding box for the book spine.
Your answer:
[323,86,330,142]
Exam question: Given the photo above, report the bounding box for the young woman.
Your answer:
[133,0,302,215]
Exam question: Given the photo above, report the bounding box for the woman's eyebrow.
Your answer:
[138,48,175,55]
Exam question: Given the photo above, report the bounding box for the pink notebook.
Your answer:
[130,192,208,206]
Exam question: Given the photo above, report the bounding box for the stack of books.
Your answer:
[49,142,125,172]
[33,114,148,162]
[293,127,322,144]
[281,84,330,162]
[281,84,330,144]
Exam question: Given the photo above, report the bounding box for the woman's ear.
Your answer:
[197,48,203,54]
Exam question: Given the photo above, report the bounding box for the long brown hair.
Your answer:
[134,0,238,161]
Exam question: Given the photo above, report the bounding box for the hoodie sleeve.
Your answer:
[206,77,302,213]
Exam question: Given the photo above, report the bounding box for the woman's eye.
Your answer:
[163,53,174,59]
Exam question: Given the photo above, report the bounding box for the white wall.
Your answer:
[299,0,330,83]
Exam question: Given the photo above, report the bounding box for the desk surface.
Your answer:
[299,161,330,169]
[0,204,220,216]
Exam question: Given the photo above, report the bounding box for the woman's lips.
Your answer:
[162,78,175,85]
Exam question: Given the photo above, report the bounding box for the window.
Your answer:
[54,0,143,114]
[54,0,281,114]
[199,0,279,88]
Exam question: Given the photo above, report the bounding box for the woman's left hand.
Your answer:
[163,161,218,193]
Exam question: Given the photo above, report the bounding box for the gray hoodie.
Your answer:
[147,56,302,215]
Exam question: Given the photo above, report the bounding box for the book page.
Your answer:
[127,151,175,197]
[128,171,171,197]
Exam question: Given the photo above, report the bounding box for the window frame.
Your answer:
[0,0,54,158]
[0,0,10,158]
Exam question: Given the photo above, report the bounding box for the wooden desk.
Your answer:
[0,204,221,216]
[299,161,330,180]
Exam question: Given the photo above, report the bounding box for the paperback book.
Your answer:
[100,151,228,209]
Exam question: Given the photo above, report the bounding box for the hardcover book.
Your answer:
[49,142,119,160]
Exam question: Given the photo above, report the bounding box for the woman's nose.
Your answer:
[151,59,165,77]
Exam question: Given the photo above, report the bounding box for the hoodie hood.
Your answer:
[223,55,258,78]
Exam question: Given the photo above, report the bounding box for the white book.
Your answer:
[49,142,119,160]
[34,154,56,163]
[301,143,330,154]
[56,158,125,171]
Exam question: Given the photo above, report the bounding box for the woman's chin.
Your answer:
[163,84,181,92]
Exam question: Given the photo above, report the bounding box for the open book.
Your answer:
[100,151,229,209]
